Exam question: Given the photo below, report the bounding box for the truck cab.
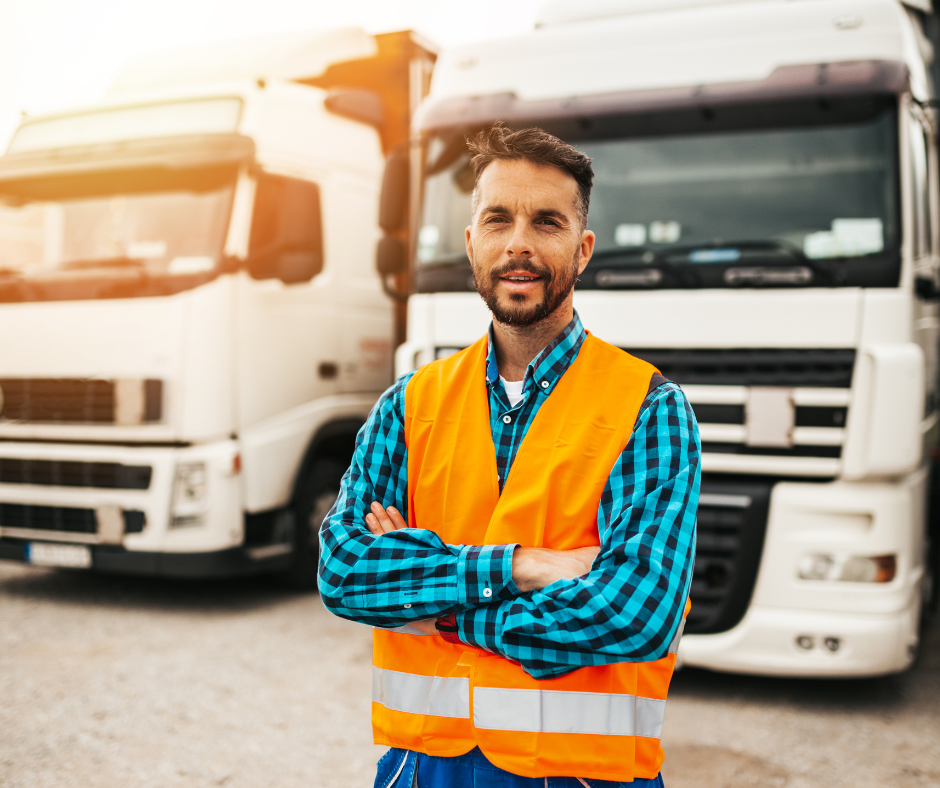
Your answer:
[390,0,939,676]
[0,28,435,584]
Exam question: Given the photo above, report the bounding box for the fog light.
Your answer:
[171,462,208,527]
[797,554,834,580]
[823,637,841,652]
[798,553,895,583]
[796,635,814,650]
[841,555,895,583]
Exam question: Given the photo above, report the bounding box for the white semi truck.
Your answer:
[383,0,940,676]
[0,29,435,586]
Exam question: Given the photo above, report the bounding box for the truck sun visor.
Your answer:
[415,60,909,132]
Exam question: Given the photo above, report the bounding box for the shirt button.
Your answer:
[541,380,549,389]
[483,588,492,598]
[502,415,512,424]
[404,603,412,609]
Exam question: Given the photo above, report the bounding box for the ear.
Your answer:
[577,230,595,274]
[465,225,473,262]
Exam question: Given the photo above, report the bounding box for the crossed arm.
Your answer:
[317,374,700,679]
[362,501,600,635]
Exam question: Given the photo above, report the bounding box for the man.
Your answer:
[319,124,699,788]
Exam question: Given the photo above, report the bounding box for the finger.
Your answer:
[370,501,397,534]
[364,513,383,536]
[387,506,408,530]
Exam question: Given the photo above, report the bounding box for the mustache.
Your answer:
[489,258,552,281]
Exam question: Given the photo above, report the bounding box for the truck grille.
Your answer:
[628,348,854,467]
[0,503,146,534]
[0,458,152,490]
[0,378,163,424]
[686,475,773,635]
[628,348,855,388]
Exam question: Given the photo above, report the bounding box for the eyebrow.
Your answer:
[479,205,571,222]
[533,208,569,222]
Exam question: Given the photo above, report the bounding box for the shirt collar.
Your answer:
[485,311,587,396]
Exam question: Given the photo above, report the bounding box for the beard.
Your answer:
[471,249,580,327]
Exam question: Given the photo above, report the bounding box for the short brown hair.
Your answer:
[467,123,594,230]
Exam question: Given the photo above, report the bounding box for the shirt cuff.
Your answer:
[454,604,502,653]
[455,543,518,606]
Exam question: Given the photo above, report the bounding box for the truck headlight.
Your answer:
[171,462,208,527]
[797,553,896,583]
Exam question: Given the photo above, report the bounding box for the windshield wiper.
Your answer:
[597,240,835,287]
[670,239,835,286]
[592,248,702,288]
[60,256,147,271]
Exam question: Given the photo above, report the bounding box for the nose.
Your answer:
[506,219,534,257]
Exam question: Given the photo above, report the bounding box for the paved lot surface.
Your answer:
[1,560,938,788]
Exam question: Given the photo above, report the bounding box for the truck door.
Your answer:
[911,103,940,612]
[235,171,338,429]
[910,105,939,423]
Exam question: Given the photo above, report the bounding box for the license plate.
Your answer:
[26,542,92,569]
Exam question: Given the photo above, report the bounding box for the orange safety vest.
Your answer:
[372,332,689,782]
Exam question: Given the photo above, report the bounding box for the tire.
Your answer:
[283,458,345,589]
[926,455,940,617]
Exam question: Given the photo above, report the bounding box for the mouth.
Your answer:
[498,271,543,291]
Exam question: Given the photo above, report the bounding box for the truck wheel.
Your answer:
[926,455,940,617]
[284,459,345,589]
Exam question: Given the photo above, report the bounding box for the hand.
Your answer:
[363,504,441,634]
[364,501,408,535]
[512,545,600,593]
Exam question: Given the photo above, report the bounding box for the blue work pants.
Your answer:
[374,747,665,788]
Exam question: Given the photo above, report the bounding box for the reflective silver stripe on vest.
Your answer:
[669,618,686,655]
[373,666,470,719]
[473,688,666,739]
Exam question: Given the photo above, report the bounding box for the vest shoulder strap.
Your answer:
[404,335,488,439]
[648,372,671,394]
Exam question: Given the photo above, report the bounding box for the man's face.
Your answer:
[465,158,595,327]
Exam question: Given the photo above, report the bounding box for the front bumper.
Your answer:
[683,473,927,677]
[0,537,292,578]
[0,438,244,555]
[680,602,919,677]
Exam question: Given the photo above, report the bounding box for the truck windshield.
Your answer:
[0,169,235,301]
[418,97,899,290]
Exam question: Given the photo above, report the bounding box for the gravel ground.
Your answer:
[1,560,938,788]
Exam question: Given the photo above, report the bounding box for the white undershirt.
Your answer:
[499,375,525,408]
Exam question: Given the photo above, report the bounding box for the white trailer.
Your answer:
[384,0,940,676]
[0,28,435,585]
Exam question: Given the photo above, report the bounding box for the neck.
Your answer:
[492,300,573,381]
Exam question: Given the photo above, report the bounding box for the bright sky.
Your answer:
[0,0,542,149]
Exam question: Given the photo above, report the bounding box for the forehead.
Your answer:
[475,158,579,215]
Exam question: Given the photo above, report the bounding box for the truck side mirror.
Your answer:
[376,236,406,276]
[324,88,384,129]
[248,174,323,284]
[379,150,409,232]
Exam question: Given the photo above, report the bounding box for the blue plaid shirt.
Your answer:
[318,312,699,679]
